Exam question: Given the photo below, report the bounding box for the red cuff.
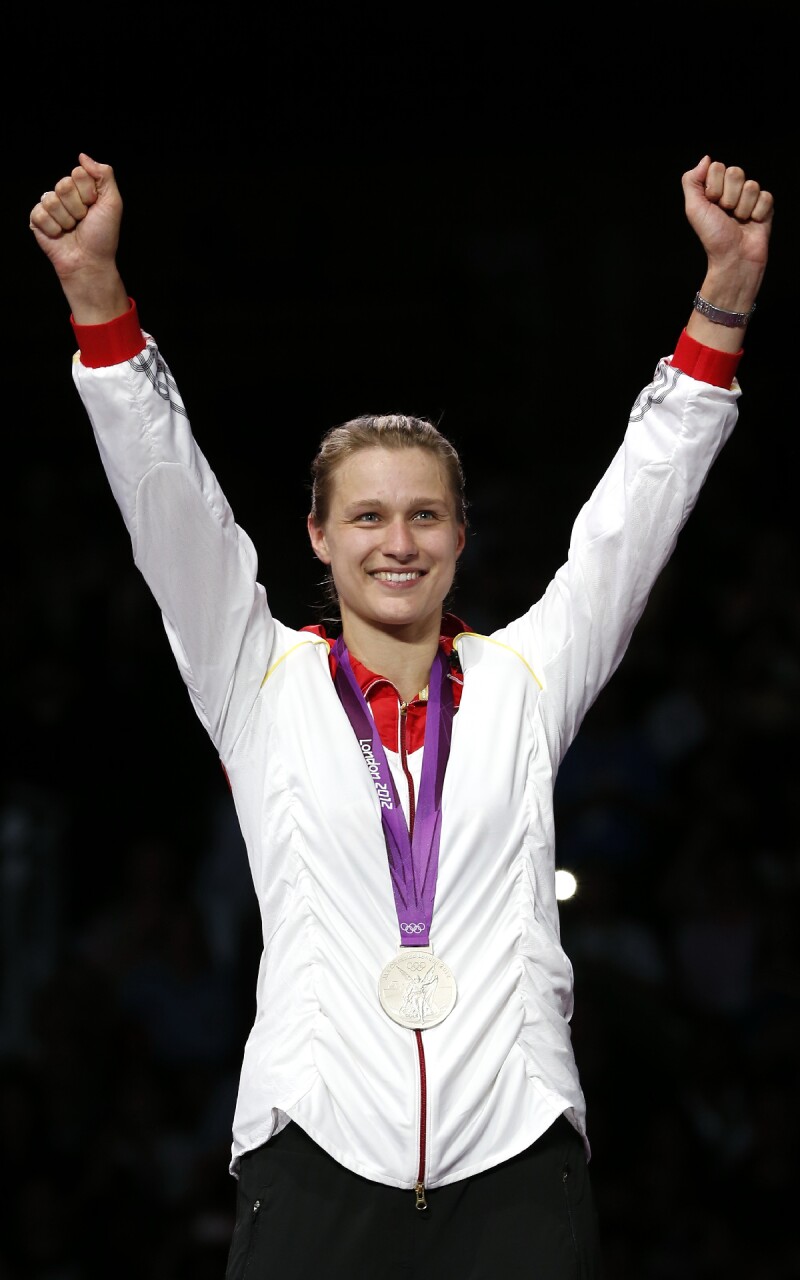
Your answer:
[669,329,743,389]
[70,298,146,368]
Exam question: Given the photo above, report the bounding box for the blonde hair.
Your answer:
[309,413,468,527]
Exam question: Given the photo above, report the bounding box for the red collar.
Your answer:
[301,613,467,752]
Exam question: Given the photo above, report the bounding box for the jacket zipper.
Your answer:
[414,1029,428,1209]
[400,702,428,1210]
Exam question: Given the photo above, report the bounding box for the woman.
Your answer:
[29,151,773,1278]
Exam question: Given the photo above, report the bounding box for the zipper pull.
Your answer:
[414,1180,428,1211]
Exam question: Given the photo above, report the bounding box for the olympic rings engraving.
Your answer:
[400,922,427,934]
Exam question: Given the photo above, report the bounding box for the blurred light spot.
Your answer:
[555,869,577,901]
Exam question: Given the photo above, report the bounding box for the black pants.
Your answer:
[225,1115,603,1279]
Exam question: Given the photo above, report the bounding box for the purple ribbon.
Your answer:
[332,637,454,947]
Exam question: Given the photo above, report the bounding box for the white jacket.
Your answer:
[72,333,739,1190]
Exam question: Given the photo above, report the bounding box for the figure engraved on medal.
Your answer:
[378,947,457,1029]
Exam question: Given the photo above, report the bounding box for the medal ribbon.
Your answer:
[332,637,454,947]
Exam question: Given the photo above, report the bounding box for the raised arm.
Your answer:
[29,154,279,760]
[682,154,773,351]
[502,154,775,758]
[29,152,129,324]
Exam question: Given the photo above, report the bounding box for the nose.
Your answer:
[382,515,418,561]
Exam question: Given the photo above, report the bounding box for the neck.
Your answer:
[340,614,443,703]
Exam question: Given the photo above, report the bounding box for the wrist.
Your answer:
[693,293,755,329]
[686,270,763,353]
[696,267,762,317]
[60,264,130,326]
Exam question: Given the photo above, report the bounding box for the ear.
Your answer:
[455,523,466,560]
[307,513,332,564]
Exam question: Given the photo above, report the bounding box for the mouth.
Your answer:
[371,570,425,584]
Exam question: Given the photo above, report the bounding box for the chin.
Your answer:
[376,602,440,630]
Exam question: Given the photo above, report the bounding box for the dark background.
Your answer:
[3,10,798,1278]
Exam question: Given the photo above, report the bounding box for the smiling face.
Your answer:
[307,444,466,646]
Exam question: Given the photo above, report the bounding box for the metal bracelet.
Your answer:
[693,292,756,329]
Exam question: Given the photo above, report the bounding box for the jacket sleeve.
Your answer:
[72,332,276,761]
[497,355,740,765]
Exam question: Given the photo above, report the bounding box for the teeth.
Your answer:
[373,571,421,582]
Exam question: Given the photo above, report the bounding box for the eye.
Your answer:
[413,510,438,521]
[354,511,381,523]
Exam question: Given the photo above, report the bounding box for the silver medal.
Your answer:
[378,946,457,1029]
